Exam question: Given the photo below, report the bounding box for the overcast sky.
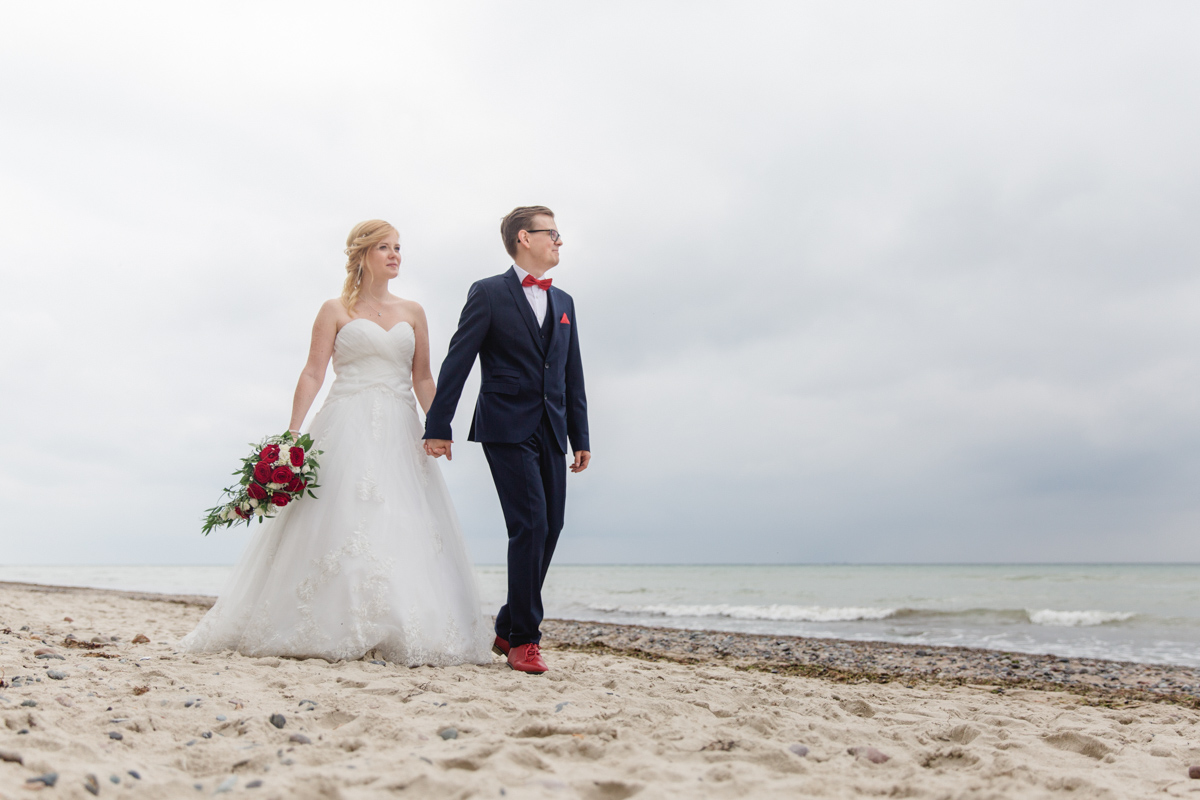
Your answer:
[3,2,1200,566]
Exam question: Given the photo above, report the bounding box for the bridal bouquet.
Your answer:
[201,431,322,535]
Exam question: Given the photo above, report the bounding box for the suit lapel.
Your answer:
[545,288,559,351]
[504,267,543,347]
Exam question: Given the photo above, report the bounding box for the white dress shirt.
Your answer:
[511,264,548,326]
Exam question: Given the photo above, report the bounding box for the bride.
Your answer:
[181,220,493,666]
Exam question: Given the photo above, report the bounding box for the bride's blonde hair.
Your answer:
[342,220,398,314]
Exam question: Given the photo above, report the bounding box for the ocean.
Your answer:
[1,563,1196,667]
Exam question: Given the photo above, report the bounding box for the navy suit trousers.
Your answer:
[483,413,566,647]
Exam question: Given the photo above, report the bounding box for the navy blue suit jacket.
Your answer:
[424,267,589,454]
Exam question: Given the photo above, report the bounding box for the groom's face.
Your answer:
[524,214,561,269]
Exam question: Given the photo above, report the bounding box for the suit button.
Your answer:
[544,362,550,369]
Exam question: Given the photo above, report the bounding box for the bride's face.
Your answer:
[364,232,401,281]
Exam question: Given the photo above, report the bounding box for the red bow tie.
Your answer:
[521,274,552,290]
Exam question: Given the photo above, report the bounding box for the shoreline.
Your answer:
[2,581,1198,797]
[5,580,1197,709]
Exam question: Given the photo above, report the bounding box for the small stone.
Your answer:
[202,731,213,739]
[63,617,73,623]
[269,713,286,729]
[288,733,311,745]
[215,775,237,793]
[132,634,150,644]
[20,625,30,631]
[91,636,106,644]
[194,783,203,791]
[128,770,141,780]
[17,728,30,735]
[110,774,121,783]
[246,779,263,788]
[109,731,124,740]
[85,773,100,796]
[788,743,809,757]
[1190,765,1200,779]
[26,772,58,787]
[47,669,67,680]
[216,714,227,721]
[370,660,386,666]
[0,749,23,764]
[55,695,74,707]
[37,652,66,660]
[65,634,78,641]
[555,701,570,713]
[33,647,57,656]
[848,745,890,764]
[439,727,458,740]
[21,699,37,707]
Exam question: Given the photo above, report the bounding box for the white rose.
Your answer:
[240,501,251,511]
[254,507,265,517]
[249,498,259,508]
[267,483,281,490]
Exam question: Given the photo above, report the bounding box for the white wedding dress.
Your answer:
[181,319,493,666]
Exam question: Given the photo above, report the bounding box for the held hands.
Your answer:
[570,450,591,473]
[424,439,453,460]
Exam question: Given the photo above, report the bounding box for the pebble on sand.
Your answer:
[848,746,890,764]
[109,731,124,740]
[85,773,100,796]
[289,733,312,745]
[788,744,809,757]
[26,773,58,787]
[0,749,23,764]
[439,727,459,740]
[131,634,150,644]
[47,669,67,680]
[269,713,287,729]
[246,779,264,789]
[63,617,73,622]
[1190,765,1200,779]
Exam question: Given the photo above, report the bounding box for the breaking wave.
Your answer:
[588,603,1138,627]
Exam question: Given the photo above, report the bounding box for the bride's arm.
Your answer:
[410,303,436,415]
[288,300,342,432]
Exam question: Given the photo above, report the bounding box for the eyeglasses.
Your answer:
[526,229,561,243]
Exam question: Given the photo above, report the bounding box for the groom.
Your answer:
[423,205,590,674]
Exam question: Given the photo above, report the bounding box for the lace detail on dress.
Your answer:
[357,468,383,502]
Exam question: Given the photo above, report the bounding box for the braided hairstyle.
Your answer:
[341,220,398,315]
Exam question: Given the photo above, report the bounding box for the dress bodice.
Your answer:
[325,319,415,405]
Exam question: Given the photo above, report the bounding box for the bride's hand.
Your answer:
[424,439,453,460]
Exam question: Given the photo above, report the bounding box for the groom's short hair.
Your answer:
[501,205,555,259]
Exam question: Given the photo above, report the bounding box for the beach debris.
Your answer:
[1190,765,1200,779]
[131,634,150,644]
[228,699,245,710]
[0,749,23,764]
[788,744,809,757]
[701,740,737,751]
[848,746,890,764]
[26,772,59,787]
[269,713,287,729]
[21,700,37,707]
[109,731,124,740]
[84,773,100,796]
[289,733,312,744]
[439,727,459,740]
[215,775,237,793]
[55,695,74,707]
[47,669,67,680]
[246,779,263,788]
[133,686,150,696]
[63,617,73,623]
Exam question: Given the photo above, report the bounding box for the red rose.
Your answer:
[289,446,305,467]
[234,507,249,520]
[253,462,273,483]
[271,465,294,484]
[287,475,305,493]
[247,482,267,500]
[259,444,281,463]
[271,493,290,507]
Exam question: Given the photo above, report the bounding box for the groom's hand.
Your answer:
[570,450,590,473]
[424,439,453,460]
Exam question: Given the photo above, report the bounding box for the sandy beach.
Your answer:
[2,582,1199,799]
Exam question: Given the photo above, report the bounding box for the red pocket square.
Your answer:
[560,312,570,324]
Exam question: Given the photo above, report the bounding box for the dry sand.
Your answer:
[2,582,1199,799]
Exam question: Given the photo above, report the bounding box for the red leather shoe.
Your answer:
[507,642,548,674]
[492,635,510,657]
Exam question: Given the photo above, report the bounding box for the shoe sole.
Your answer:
[505,662,547,675]
[492,644,507,657]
